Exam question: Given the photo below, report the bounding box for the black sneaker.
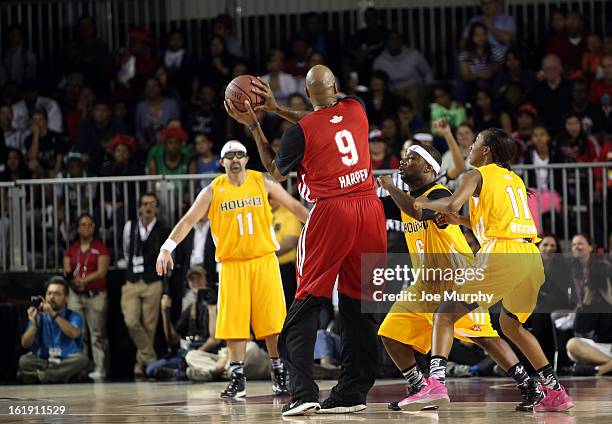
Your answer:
[516,378,545,411]
[388,401,402,411]
[281,399,320,416]
[220,372,246,398]
[272,368,289,395]
[573,363,597,376]
[317,397,366,414]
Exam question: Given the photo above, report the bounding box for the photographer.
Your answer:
[146,266,220,380]
[63,213,110,380]
[17,277,90,384]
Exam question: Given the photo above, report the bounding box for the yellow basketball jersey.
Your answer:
[209,170,279,261]
[272,205,302,265]
[470,164,539,244]
[401,184,473,290]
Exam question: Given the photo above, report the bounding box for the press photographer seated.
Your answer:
[17,277,90,384]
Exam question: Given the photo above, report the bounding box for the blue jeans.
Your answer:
[145,356,185,380]
[314,329,342,364]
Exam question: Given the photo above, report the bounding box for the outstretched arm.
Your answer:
[265,176,309,223]
[377,176,422,220]
[433,118,466,180]
[251,78,311,124]
[415,169,481,213]
[156,185,213,275]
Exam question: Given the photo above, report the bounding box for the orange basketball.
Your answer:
[225,75,265,113]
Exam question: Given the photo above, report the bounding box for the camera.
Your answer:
[197,286,217,305]
[30,296,43,310]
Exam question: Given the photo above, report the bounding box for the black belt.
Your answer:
[75,289,101,298]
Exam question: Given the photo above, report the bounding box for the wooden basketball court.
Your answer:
[1,377,610,423]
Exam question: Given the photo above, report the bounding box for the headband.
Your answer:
[221,141,247,157]
[408,145,441,175]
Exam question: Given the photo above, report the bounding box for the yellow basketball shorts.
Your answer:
[453,240,545,323]
[379,307,498,354]
[216,253,286,340]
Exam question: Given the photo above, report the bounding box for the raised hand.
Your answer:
[224,99,258,127]
[376,175,394,190]
[432,118,451,136]
[27,306,39,325]
[251,77,279,112]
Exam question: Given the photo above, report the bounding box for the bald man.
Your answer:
[529,54,571,133]
[226,65,387,416]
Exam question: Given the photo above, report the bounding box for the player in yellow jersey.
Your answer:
[156,140,309,399]
[377,143,543,412]
[399,128,573,412]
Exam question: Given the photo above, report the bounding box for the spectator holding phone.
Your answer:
[17,276,89,384]
[63,213,110,380]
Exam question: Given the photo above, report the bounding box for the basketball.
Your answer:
[225,75,265,113]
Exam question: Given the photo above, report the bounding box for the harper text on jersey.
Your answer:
[338,168,369,189]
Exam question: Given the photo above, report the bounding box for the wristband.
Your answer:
[248,121,260,131]
[161,239,177,253]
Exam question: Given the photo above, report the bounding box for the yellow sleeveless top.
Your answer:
[401,184,473,289]
[470,164,539,244]
[209,170,279,261]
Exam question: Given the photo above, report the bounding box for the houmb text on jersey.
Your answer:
[220,196,263,212]
[402,220,429,234]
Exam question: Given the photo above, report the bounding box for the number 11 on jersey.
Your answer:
[237,212,254,236]
[505,186,531,219]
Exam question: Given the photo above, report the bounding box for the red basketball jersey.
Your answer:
[296,97,375,201]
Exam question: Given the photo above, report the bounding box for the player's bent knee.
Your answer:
[566,337,582,356]
[381,335,398,349]
[500,312,521,335]
[473,336,499,350]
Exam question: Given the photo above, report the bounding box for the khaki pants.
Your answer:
[68,290,108,374]
[121,279,162,368]
[17,352,90,384]
[185,341,271,381]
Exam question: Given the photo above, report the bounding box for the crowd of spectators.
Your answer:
[2,1,611,384]
[0,5,609,188]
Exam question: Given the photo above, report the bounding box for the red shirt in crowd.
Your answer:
[589,79,612,104]
[546,35,587,69]
[64,239,110,292]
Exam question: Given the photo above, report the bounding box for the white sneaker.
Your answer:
[88,371,106,380]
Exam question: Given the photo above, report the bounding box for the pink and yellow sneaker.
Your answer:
[397,378,450,412]
[534,386,574,412]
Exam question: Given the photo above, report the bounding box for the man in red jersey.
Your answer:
[225,65,387,416]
